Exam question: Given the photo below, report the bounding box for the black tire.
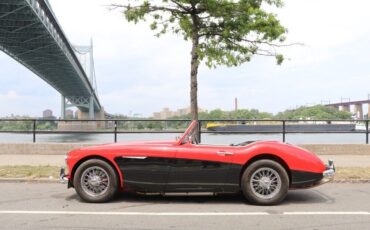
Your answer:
[241,159,289,205]
[74,159,118,203]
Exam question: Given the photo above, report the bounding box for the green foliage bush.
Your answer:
[172,105,352,120]
[275,105,352,120]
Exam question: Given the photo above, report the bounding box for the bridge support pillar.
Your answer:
[341,105,350,112]
[89,96,94,119]
[58,107,106,131]
[328,105,339,110]
[77,107,105,121]
[61,95,66,119]
[354,104,363,119]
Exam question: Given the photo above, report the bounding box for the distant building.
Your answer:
[177,107,191,116]
[42,109,56,119]
[153,108,174,119]
[152,106,207,119]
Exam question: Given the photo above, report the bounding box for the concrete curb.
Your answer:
[333,179,370,183]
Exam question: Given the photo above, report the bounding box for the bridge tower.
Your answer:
[60,39,102,119]
[354,104,364,119]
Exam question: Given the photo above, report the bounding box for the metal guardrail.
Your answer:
[0,119,368,144]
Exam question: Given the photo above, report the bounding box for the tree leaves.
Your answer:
[275,105,352,120]
[172,106,352,120]
[114,0,288,67]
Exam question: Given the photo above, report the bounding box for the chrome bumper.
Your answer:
[321,160,335,183]
[59,167,68,184]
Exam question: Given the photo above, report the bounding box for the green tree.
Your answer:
[231,109,273,119]
[275,105,352,120]
[113,0,287,121]
[172,108,273,120]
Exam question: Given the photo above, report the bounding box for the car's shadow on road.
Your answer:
[88,188,333,205]
[113,192,245,204]
[282,189,335,205]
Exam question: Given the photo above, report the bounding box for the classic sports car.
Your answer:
[60,120,335,205]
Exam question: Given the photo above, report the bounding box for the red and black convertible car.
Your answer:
[60,120,335,205]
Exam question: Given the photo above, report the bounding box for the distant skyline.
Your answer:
[1,0,370,117]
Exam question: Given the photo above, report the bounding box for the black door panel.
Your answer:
[165,158,231,192]
[114,156,171,192]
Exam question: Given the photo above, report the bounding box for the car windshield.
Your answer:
[177,121,199,145]
[181,125,196,144]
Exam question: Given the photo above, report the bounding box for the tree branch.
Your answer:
[110,4,188,15]
[169,0,192,13]
[241,38,304,47]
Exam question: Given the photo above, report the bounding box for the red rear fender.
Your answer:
[235,142,326,173]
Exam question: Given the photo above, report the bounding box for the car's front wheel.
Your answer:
[74,159,118,203]
[241,159,289,205]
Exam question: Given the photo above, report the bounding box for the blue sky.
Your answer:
[1,0,370,117]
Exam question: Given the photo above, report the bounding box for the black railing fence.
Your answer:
[0,119,368,144]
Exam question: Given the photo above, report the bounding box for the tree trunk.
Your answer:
[190,14,200,142]
[190,15,199,121]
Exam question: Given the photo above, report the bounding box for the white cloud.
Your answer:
[0,90,19,99]
[278,0,370,47]
[272,0,370,69]
[0,91,59,117]
[1,0,370,116]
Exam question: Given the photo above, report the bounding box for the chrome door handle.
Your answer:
[217,151,234,156]
[122,156,147,159]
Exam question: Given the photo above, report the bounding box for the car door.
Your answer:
[165,143,236,192]
[114,146,175,192]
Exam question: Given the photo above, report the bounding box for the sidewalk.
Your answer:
[0,154,369,167]
[319,155,370,167]
[0,155,65,166]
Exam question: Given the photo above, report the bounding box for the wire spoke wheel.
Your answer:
[242,160,289,205]
[74,159,118,203]
[250,167,282,200]
[81,166,110,197]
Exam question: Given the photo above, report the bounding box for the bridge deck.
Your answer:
[0,0,100,111]
[326,100,370,107]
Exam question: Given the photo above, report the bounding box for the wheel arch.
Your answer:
[71,155,123,188]
[240,153,291,186]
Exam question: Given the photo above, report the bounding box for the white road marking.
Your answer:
[283,211,370,215]
[0,211,269,216]
[0,210,369,216]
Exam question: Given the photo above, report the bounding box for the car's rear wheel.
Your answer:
[241,159,289,205]
[74,159,118,203]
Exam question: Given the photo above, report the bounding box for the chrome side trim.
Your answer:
[164,192,215,196]
[216,151,234,156]
[122,156,147,159]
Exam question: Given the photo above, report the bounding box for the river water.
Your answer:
[0,133,367,144]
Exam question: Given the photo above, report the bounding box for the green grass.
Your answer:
[0,165,60,179]
[335,167,370,180]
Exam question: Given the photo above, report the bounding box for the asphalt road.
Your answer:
[0,182,369,230]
